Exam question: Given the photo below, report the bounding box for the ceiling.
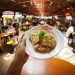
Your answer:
[0,0,75,16]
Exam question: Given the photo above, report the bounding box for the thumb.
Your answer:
[22,38,26,46]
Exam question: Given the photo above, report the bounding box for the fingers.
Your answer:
[21,34,26,46]
[22,39,26,46]
[20,34,25,39]
[19,34,25,43]
[18,34,26,46]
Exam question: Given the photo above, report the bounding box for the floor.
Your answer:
[0,35,18,75]
[0,30,75,75]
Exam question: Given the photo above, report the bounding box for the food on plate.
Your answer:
[29,29,56,53]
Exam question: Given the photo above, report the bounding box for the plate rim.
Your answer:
[25,25,64,59]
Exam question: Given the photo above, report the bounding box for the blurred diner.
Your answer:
[0,23,2,33]
[66,23,75,44]
[8,23,15,31]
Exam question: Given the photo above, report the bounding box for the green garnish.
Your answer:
[43,35,48,39]
[38,31,45,39]
[29,34,34,41]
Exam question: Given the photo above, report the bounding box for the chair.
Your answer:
[21,26,26,31]
[68,38,75,53]
[54,25,58,29]
[72,44,75,53]
[6,40,14,51]
[29,25,33,29]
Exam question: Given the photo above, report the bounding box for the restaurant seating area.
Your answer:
[0,16,75,75]
[0,30,75,75]
[0,18,75,75]
[0,0,75,75]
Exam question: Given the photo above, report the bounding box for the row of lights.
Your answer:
[22,0,73,15]
[23,1,53,7]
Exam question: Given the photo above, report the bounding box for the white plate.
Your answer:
[25,25,64,59]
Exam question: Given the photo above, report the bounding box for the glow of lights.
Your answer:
[41,13,44,16]
[49,16,52,19]
[12,0,14,1]
[51,2,53,4]
[50,2,53,5]
[66,16,72,20]
[23,4,25,7]
[41,13,44,18]
[54,15,58,19]
[12,0,16,2]
[30,2,32,4]
[67,8,70,9]
[58,5,60,7]
[67,0,70,1]
[31,0,44,15]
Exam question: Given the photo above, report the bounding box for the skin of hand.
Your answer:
[15,34,29,64]
[6,34,29,75]
[72,32,75,37]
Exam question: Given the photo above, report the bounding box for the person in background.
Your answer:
[66,23,75,44]
[0,23,2,33]
[40,19,45,25]
[7,23,16,37]
[32,17,38,26]
[0,22,3,53]
[13,20,19,36]
[13,20,18,28]
[8,23,15,31]
[25,20,30,25]
[7,18,12,25]
[65,19,71,29]
[19,20,22,29]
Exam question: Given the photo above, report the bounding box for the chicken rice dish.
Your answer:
[29,29,56,53]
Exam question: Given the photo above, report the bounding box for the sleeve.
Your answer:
[66,28,71,38]
[66,27,73,38]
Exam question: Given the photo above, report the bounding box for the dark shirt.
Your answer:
[13,23,18,28]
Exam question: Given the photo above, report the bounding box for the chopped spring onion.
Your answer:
[38,31,45,39]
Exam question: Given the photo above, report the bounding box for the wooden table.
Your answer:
[21,57,75,75]
[0,33,10,38]
[25,24,30,30]
[0,33,10,42]
[0,30,16,40]
[0,33,10,52]
[7,30,16,35]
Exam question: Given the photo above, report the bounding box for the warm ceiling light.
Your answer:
[23,2,26,7]
[50,2,53,5]
[23,4,25,7]
[58,5,60,7]
[67,0,70,1]
[67,8,70,9]
[30,1,32,4]
[31,0,44,15]
[12,0,16,2]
